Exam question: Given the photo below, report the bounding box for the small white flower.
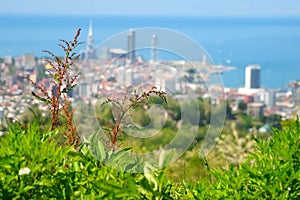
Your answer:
[18,167,31,176]
[288,187,291,191]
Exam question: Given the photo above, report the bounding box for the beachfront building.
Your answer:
[245,65,260,89]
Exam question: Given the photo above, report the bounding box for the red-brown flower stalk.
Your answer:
[27,28,83,148]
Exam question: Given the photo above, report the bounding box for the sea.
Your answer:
[0,15,299,89]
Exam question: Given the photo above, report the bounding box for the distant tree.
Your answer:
[8,65,16,76]
[165,96,181,121]
[187,68,196,74]
[0,80,5,86]
[267,114,282,130]
[236,113,253,131]
[225,101,235,120]
[238,101,247,111]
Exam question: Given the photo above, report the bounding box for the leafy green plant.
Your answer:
[190,118,300,199]
[0,120,189,199]
[81,129,141,172]
[0,120,73,198]
[3,95,300,199]
[98,86,167,149]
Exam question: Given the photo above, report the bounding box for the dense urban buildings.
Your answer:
[0,24,299,132]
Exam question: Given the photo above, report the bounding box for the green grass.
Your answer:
[1,119,300,199]
[0,121,187,199]
[190,119,300,199]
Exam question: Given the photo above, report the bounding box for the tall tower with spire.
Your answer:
[85,20,97,59]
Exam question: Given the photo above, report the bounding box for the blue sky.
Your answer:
[1,0,300,17]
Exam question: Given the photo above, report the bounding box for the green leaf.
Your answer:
[21,185,35,193]
[36,179,53,187]
[54,74,60,82]
[91,139,106,162]
[106,148,132,165]
[143,163,158,191]
[62,84,77,93]
[31,91,50,104]
[126,175,139,196]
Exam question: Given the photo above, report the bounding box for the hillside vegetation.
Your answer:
[0,119,299,199]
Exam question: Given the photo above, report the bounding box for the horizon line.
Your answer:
[1,13,300,18]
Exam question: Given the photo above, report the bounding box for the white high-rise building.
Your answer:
[245,65,261,89]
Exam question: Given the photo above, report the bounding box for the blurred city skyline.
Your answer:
[1,0,300,17]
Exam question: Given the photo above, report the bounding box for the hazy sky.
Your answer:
[1,0,300,17]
